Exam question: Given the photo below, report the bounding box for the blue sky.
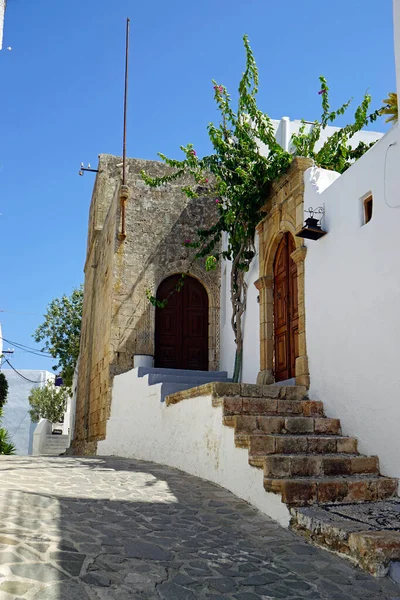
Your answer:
[0,0,396,372]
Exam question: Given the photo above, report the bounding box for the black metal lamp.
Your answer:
[296,207,326,240]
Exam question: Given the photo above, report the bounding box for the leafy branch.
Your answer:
[141,36,383,381]
[291,76,382,173]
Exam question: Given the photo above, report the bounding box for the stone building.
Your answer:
[71,2,400,575]
[73,155,221,454]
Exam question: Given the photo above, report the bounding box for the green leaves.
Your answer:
[291,76,381,173]
[205,256,218,271]
[33,286,83,387]
[0,375,14,455]
[0,373,8,410]
[140,35,382,380]
[0,428,15,455]
[380,92,398,124]
[145,273,187,308]
[28,380,69,424]
[28,380,69,423]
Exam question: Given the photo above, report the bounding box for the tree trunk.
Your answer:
[232,340,243,383]
[230,244,247,383]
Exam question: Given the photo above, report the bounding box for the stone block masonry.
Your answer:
[73,155,221,454]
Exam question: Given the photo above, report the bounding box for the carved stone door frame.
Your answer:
[255,158,312,388]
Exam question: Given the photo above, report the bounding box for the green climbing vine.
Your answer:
[291,76,381,173]
[142,35,383,382]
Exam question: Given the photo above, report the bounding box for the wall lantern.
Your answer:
[296,207,326,241]
[55,376,64,387]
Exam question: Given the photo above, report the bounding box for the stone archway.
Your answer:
[255,158,312,388]
[155,274,209,370]
[149,268,220,372]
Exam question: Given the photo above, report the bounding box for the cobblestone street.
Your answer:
[0,456,399,600]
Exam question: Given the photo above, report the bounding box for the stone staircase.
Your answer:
[222,386,397,507]
[40,434,69,456]
[137,366,231,401]
[166,381,400,578]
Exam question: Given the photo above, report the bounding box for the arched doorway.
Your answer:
[274,232,299,381]
[155,275,209,371]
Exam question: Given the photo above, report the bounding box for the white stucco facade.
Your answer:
[218,119,384,383]
[302,2,400,480]
[98,368,290,527]
[395,0,400,96]
[0,0,5,51]
[1,369,54,455]
[304,123,400,480]
[219,235,260,382]
[267,117,382,154]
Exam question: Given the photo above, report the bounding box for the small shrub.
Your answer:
[28,380,69,424]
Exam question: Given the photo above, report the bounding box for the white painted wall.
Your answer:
[1,370,54,455]
[32,419,52,456]
[395,0,400,98]
[219,234,260,383]
[66,361,79,444]
[264,117,383,154]
[304,123,400,479]
[98,368,290,527]
[218,116,383,384]
[0,0,5,51]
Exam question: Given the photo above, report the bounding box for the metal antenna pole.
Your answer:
[122,17,130,186]
[119,17,130,240]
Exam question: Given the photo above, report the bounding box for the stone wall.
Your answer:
[73,155,221,454]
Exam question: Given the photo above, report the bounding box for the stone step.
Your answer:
[291,500,400,577]
[222,397,324,418]
[234,415,341,436]
[264,475,398,506]
[165,382,309,406]
[42,441,68,445]
[43,441,68,445]
[159,382,216,402]
[138,367,229,379]
[44,442,68,448]
[236,433,358,455]
[42,435,68,455]
[257,453,380,477]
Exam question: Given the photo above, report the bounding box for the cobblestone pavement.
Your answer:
[0,456,399,600]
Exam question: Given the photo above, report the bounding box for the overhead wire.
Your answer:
[1,336,53,354]
[3,359,44,384]
[0,336,54,358]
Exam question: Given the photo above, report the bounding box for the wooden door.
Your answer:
[274,233,299,381]
[155,275,208,370]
